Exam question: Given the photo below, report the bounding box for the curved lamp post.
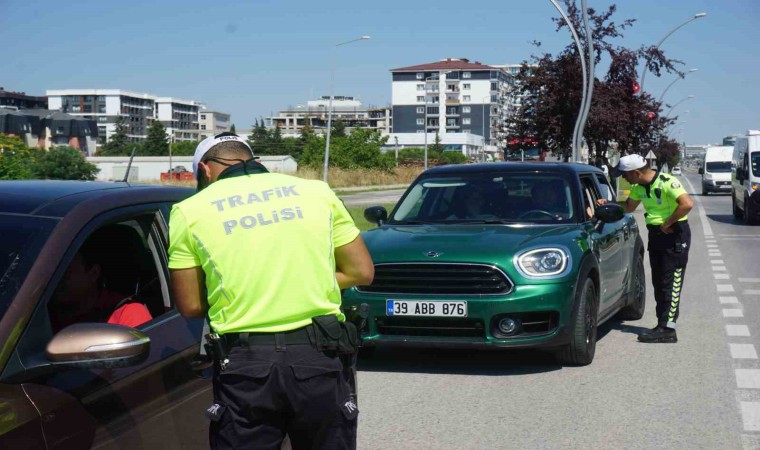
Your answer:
[658,69,698,104]
[323,35,370,183]
[665,95,695,119]
[640,13,706,93]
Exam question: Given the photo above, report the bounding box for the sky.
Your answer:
[2,0,759,145]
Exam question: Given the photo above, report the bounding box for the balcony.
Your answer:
[445,99,460,105]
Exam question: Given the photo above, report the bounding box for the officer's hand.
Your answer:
[595,199,608,207]
[660,223,673,234]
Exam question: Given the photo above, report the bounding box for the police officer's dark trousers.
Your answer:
[209,331,357,450]
[646,222,691,328]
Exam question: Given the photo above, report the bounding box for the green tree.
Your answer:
[438,151,467,165]
[100,115,130,156]
[331,119,347,138]
[299,117,314,143]
[230,124,236,134]
[34,146,100,180]
[142,120,169,156]
[430,132,445,155]
[0,134,42,180]
[171,140,199,156]
[248,119,270,155]
[300,128,393,171]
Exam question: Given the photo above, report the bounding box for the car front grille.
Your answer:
[356,263,513,296]
[375,317,486,338]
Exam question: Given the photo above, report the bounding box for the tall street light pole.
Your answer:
[322,35,370,183]
[640,13,706,93]
[665,95,695,119]
[658,68,698,104]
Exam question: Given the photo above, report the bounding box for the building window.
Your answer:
[416,130,425,134]
[463,129,471,134]
[416,107,424,114]
[463,118,471,125]
[463,72,471,79]
[416,118,424,125]
[417,96,425,102]
[462,106,471,114]
[416,84,425,91]
[200,114,206,120]
[463,83,471,90]
[416,72,424,79]
[201,125,206,130]
[463,95,471,101]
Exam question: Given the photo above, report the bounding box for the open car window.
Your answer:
[390,172,577,224]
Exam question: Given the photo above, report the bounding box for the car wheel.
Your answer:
[616,248,646,321]
[746,195,757,225]
[733,193,743,220]
[558,277,598,366]
[702,185,708,196]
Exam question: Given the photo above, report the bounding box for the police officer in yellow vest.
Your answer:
[168,133,374,449]
[610,154,694,343]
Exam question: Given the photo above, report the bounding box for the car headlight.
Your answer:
[514,247,570,278]
[752,182,759,192]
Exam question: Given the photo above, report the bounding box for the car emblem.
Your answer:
[424,251,443,258]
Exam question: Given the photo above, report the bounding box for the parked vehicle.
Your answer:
[699,146,733,195]
[732,130,760,224]
[671,166,682,175]
[343,163,645,366]
[0,181,215,449]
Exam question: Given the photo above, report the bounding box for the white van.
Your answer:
[731,130,760,224]
[699,146,733,195]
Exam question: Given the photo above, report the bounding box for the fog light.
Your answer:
[498,318,518,335]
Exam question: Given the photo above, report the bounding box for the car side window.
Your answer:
[594,173,615,201]
[579,175,601,221]
[48,214,169,333]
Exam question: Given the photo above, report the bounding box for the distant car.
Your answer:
[672,166,682,175]
[0,181,215,448]
[344,163,645,366]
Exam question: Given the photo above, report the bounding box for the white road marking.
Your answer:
[707,244,718,248]
[727,325,751,336]
[713,266,727,271]
[714,273,731,280]
[682,176,713,236]
[720,296,740,304]
[718,285,736,292]
[711,259,725,264]
[739,278,760,283]
[741,403,760,431]
[737,370,760,389]
[731,344,758,359]
[724,237,760,240]
[724,309,745,318]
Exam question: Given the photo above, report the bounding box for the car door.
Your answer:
[579,174,625,310]
[5,204,213,450]
[595,172,636,292]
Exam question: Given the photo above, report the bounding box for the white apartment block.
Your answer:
[268,96,391,138]
[390,58,515,157]
[155,97,203,142]
[199,110,232,140]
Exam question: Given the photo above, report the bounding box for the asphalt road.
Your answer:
[351,168,760,449]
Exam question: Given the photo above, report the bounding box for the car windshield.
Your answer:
[0,215,58,319]
[706,161,732,173]
[390,172,576,225]
[752,152,760,176]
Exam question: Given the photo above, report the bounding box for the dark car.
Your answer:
[0,180,214,449]
[343,163,646,365]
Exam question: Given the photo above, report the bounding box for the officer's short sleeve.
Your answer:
[168,206,201,269]
[628,185,643,201]
[665,177,688,200]
[329,191,360,248]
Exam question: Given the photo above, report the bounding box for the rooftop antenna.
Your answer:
[121,145,137,182]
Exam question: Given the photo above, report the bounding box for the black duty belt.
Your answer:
[222,326,312,348]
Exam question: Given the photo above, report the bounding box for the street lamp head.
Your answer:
[687,95,695,98]
[694,13,707,18]
[360,35,371,40]
[688,68,698,73]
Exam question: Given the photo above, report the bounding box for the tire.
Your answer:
[558,277,598,366]
[702,185,708,196]
[733,194,743,220]
[616,248,646,321]
[746,196,757,225]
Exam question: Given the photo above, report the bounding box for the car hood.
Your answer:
[362,223,583,264]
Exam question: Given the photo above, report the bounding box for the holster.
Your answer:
[311,315,359,355]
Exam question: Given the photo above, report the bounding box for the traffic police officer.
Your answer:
[609,154,694,343]
[168,132,374,449]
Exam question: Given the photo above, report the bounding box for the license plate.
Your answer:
[721,184,731,188]
[386,300,467,317]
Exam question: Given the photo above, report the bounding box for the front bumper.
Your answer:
[703,180,732,192]
[343,282,577,350]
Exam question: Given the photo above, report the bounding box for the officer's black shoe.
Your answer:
[638,326,677,343]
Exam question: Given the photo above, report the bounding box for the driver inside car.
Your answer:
[528,180,571,219]
[49,225,153,333]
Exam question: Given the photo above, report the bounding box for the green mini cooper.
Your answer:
[342,163,646,365]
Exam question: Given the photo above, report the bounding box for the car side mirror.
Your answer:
[698,167,704,175]
[46,323,150,369]
[736,168,744,181]
[594,203,625,223]
[364,206,388,226]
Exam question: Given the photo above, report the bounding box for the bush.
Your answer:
[438,151,468,165]
[35,146,100,180]
[0,134,43,180]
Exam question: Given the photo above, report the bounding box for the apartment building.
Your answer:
[390,58,513,158]
[47,89,156,146]
[199,110,232,140]
[0,88,47,110]
[155,97,203,142]
[268,96,391,138]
